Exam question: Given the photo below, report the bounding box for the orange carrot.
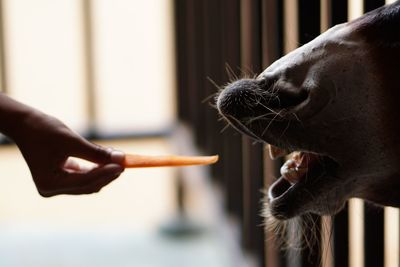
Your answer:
[124,154,219,168]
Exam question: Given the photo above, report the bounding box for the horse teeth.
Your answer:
[268,144,288,160]
[280,159,308,184]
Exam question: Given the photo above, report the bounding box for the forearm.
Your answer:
[0,93,37,140]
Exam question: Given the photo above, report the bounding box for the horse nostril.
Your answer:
[257,77,308,109]
[274,88,308,109]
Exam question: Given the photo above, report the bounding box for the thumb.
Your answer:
[70,138,125,165]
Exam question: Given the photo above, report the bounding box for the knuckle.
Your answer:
[86,143,111,162]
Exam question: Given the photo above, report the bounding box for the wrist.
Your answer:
[0,94,38,140]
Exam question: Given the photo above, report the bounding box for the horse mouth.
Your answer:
[266,148,339,219]
[221,112,340,218]
[217,79,341,220]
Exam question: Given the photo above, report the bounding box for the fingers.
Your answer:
[63,170,122,195]
[63,157,95,172]
[38,163,124,197]
[64,163,124,187]
[70,138,125,165]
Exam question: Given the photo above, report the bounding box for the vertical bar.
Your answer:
[283,0,298,53]
[264,151,286,267]
[174,0,189,123]
[190,0,207,149]
[242,138,265,266]
[346,4,364,267]
[364,0,386,12]
[82,0,97,137]
[261,0,286,266]
[201,0,224,182]
[320,4,335,267]
[349,199,364,267]
[297,1,322,266]
[363,206,384,267]
[193,0,208,150]
[220,0,244,218]
[320,0,331,32]
[261,0,284,67]
[333,204,349,267]
[223,131,244,218]
[281,0,303,265]
[324,2,350,267]
[321,216,333,267]
[184,0,196,129]
[348,0,364,20]
[384,207,400,267]
[241,0,265,265]
[330,0,349,26]
[0,0,7,93]
[298,0,321,45]
[360,2,385,266]
[202,0,243,217]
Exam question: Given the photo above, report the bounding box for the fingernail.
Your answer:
[111,150,125,164]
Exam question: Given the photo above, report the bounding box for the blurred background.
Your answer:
[0,0,399,267]
[0,0,242,266]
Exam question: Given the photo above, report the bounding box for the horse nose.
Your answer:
[216,79,261,118]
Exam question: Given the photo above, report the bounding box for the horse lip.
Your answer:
[268,154,340,219]
[268,176,305,219]
[223,114,263,141]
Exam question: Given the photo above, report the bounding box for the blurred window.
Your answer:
[1,0,176,136]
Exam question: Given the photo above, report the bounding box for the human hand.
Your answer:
[12,110,125,197]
